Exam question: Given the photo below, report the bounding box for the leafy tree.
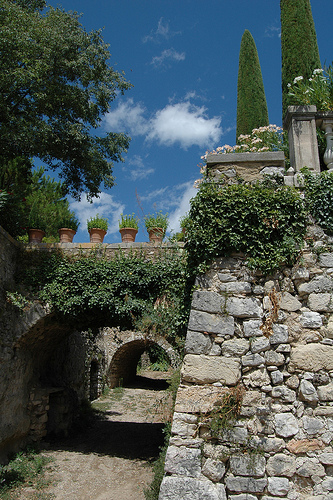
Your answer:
[236,30,269,141]
[280,0,321,117]
[0,0,132,199]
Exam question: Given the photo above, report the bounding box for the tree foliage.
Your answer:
[0,0,132,199]
[236,30,269,141]
[280,0,321,117]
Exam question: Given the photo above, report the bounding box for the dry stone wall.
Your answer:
[160,230,333,500]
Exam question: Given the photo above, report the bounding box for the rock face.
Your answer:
[159,249,333,500]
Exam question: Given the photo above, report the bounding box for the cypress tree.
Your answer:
[236,30,269,141]
[280,0,321,117]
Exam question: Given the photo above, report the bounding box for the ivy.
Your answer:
[185,179,307,275]
[36,248,191,351]
[302,169,333,235]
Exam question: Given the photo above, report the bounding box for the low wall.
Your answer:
[160,227,333,500]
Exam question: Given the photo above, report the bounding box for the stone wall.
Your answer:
[159,227,333,500]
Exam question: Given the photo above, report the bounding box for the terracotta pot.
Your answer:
[28,228,45,243]
[89,228,107,243]
[148,227,164,243]
[58,228,76,243]
[119,227,138,242]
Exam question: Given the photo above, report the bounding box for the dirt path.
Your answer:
[16,371,173,500]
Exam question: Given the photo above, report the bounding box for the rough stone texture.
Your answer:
[266,454,296,477]
[229,454,266,477]
[225,476,267,493]
[164,446,201,477]
[226,297,263,318]
[188,310,235,336]
[159,476,227,500]
[181,354,241,385]
[267,477,290,496]
[289,344,333,372]
[185,330,212,355]
[274,413,299,437]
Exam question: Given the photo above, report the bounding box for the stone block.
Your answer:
[300,311,323,329]
[251,337,270,354]
[181,354,241,386]
[299,380,319,403]
[164,445,201,477]
[260,437,285,453]
[286,439,324,454]
[302,416,325,436]
[191,290,224,313]
[279,292,302,311]
[267,477,290,496]
[202,458,226,482]
[241,353,265,367]
[317,383,333,401]
[226,297,263,318]
[243,320,263,337]
[271,386,296,402]
[299,276,333,295]
[188,310,234,336]
[274,413,299,437]
[159,476,227,500]
[296,457,325,477]
[229,454,266,477]
[265,351,285,367]
[219,282,251,294]
[289,344,333,372]
[185,330,212,355]
[222,339,250,357]
[175,386,230,414]
[308,293,333,312]
[266,453,296,477]
[270,370,284,385]
[225,475,267,493]
[243,367,270,388]
[319,253,333,268]
[318,453,333,465]
[269,324,289,345]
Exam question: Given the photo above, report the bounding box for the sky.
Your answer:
[46,0,332,243]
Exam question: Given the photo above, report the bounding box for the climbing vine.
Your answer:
[23,248,192,352]
[185,177,308,276]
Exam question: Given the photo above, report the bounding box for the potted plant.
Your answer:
[119,213,139,242]
[58,212,80,243]
[144,211,168,243]
[87,214,108,243]
[27,205,46,243]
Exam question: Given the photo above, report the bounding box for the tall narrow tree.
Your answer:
[280,0,321,117]
[236,30,269,142]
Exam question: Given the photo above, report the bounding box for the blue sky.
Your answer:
[47,0,332,243]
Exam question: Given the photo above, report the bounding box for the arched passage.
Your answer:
[106,333,180,388]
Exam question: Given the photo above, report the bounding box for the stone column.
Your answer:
[316,112,333,170]
[284,105,320,173]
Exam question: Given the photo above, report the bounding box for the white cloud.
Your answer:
[105,98,222,150]
[265,25,281,38]
[70,192,125,236]
[151,48,185,68]
[168,181,197,234]
[127,155,155,181]
[147,102,222,149]
[104,98,148,136]
[143,17,180,43]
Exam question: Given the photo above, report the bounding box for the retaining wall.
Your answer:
[160,225,333,500]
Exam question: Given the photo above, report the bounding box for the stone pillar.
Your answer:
[316,112,333,170]
[284,105,320,173]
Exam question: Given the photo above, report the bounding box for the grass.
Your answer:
[0,448,54,500]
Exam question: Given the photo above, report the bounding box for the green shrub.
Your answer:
[119,213,139,229]
[87,214,108,231]
[303,169,333,235]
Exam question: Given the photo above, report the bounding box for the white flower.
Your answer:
[293,75,304,83]
[313,68,323,75]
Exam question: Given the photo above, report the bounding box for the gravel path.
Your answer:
[13,371,173,500]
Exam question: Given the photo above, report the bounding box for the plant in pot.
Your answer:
[119,213,139,242]
[87,214,108,243]
[28,205,46,243]
[58,212,80,243]
[144,211,168,243]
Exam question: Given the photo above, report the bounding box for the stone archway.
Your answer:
[103,328,180,388]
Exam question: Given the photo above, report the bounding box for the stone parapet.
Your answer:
[160,236,333,499]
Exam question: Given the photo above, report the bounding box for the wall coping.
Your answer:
[206,151,285,168]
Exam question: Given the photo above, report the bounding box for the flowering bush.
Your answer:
[287,65,333,111]
[201,125,287,162]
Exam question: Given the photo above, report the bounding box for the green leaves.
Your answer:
[186,180,308,275]
[0,1,132,199]
[303,170,333,235]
